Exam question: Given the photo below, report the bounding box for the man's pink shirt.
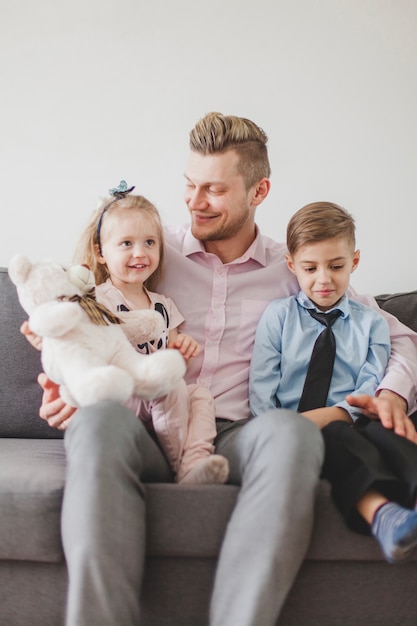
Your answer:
[157,224,417,421]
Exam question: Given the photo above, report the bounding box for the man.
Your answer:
[29,112,417,625]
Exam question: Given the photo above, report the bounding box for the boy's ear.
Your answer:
[351,249,360,272]
[286,254,296,274]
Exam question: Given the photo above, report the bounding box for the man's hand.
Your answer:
[21,321,75,428]
[38,373,76,430]
[346,391,417,443]
[20,320,42,351]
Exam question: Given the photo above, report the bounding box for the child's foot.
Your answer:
[371,502,417,564]
[178,455,229,485]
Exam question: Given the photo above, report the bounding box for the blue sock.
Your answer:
[371,502,417,564]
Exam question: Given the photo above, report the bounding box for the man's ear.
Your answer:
[286,254,296,274]
[252,178,271,206]
[351,249,360,273]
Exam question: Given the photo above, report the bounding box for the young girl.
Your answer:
[73,181,229,485]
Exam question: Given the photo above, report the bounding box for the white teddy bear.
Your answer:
[9,254,186,408]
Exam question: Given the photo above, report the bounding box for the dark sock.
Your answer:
[371,501,417,564]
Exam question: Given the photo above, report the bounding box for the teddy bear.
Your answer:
[9,254,186,408]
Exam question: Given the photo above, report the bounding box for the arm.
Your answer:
[249,304,282,416]
[20,321,75,429]
[335,313,390,417]
[350,291,417,414]
[301,406,352,429]
[344,295,417,441]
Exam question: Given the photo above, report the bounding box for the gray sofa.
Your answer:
[1,264,417,626]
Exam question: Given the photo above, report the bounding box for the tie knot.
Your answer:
[307,308,341,328]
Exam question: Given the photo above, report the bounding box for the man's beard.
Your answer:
[191,205,251,242]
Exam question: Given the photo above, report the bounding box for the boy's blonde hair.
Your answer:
[189,111,271,189]
[287,201,356,256]
[73,195,165,291]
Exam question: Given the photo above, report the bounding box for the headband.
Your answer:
[96,180,135,255]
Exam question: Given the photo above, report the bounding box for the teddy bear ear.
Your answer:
[8,255,33,286]
[67,265,96,294]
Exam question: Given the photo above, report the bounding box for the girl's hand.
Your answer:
[20,320,43,351]
[169,333,200,361]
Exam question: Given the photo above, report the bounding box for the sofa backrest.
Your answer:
[0,265,416,438]
[0,267,63,438]
[376,292,417,333]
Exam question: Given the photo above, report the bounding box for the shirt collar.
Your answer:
[296,291,350,318]
[182,225,267,266]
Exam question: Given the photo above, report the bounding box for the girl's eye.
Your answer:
[121,241,131,247]
[146,239,156,246]
[305,267,316,273]
[331,265,344,271]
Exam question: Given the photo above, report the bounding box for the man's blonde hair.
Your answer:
[287,201,356,256]
[189,112,271,188]
[73,195,165,291]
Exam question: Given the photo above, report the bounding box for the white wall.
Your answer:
[1,0,416,295]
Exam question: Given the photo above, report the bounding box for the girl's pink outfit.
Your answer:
[95,279,216,480]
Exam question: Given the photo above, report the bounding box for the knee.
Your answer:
[322,419,354,446]
[247,408,321,441]
[65,400,145,459]
[244,409,324,468]
[187,383,215,405]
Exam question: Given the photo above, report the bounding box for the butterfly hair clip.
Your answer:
[109,180,135,199]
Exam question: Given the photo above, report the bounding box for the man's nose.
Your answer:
[188,188,208,210]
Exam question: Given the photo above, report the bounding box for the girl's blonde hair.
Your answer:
[73,194,165,291]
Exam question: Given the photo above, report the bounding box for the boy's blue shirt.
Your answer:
[249,290,391,421]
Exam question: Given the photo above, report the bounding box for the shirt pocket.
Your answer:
[234,299,270,357]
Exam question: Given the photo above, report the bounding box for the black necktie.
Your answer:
[297,309,342,412]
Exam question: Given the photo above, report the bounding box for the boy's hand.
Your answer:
[169,333,200,361]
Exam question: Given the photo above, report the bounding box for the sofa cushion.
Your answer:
[145,481,417,563]
[0,439,65,561]
[0,268,63,438]
[145,484,239,557]
[3,436,410,565]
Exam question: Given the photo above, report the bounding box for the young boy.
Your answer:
[249,201,417,563]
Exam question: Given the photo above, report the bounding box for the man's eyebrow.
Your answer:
[183,174,225,186]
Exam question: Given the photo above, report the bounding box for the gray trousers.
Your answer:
[62,402,324,626]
